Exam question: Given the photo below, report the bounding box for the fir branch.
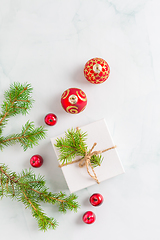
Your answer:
[90,154,104,168]
[0,82,47,151]
[55,128,88,164]
[0,82,34,131]
[0,165,80,231]
[0,121,47,151]
[55,128,104,168]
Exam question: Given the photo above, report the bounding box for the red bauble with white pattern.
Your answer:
[84,57,110,84]
[61,88,87,114]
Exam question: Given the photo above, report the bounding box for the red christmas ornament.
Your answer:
[44,113,57,126]
[90,193,104,206]
[61,88,87,114]
[30,155,43,168]
[84,57,110,84]
[82,211,96,224]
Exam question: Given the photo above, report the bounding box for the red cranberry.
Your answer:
[90,193,103,206]
[82,211,96,224]
[30,155,43,168]
[44,113,57,126]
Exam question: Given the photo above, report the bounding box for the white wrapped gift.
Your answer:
[50,119,125,193]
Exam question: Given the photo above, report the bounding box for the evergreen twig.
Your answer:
[0,82,47,150]
[55,128,103,168]
[0,82,34,129]
[0,164,79,231]
[0,121,46,151]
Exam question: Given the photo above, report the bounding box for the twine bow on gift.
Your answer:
[58,129,116,184]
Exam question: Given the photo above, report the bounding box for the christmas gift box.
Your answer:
[51,119,125,193]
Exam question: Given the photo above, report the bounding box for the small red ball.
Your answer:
[84,57,110,84]
[61,88,87,114]
[82,211,96,224]
[44,113,57,126]
[90,193,104,206]
[30,155,43,168]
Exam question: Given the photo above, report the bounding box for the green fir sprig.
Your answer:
[0,121,46,151]
[0,164,79,231]
[0,82,34,128]
[55,128,103,168]
[0,82,46,150]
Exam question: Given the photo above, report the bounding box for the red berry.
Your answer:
[90,193,103,206]
[44,113,57,126]
[82,211,96,224]
[30,155,43,168]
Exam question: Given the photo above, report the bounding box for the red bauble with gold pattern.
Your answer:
[61,88,87,114]
[84,57,110,84]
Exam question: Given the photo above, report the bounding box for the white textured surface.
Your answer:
[0,0,160,239]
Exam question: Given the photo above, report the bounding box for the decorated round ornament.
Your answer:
[84,57,110,84]
[61,88,87,114]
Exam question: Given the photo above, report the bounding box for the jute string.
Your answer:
[59,142,116,184]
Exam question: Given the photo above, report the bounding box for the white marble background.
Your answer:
[0,0,160,239]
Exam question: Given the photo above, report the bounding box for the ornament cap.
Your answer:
[69,94,78,104]
[93,63,102,73]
